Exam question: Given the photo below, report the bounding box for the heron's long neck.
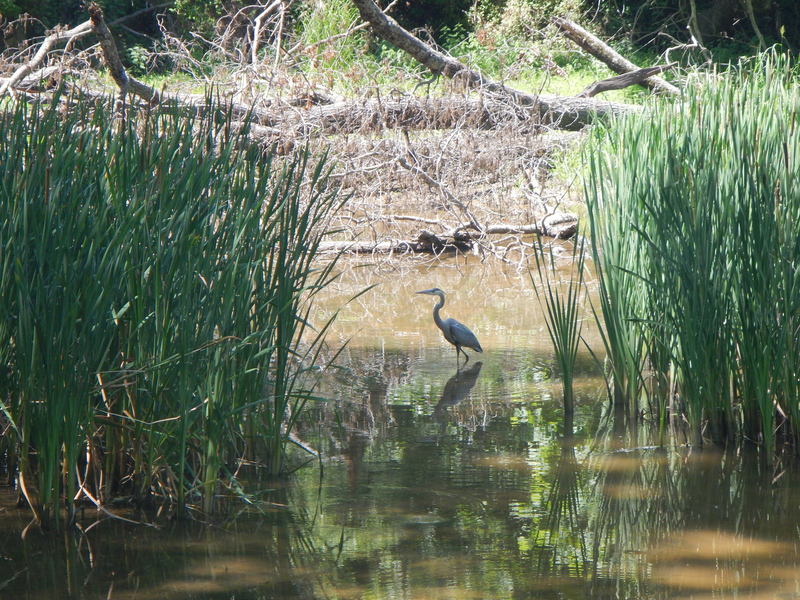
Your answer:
[432,294,445,331]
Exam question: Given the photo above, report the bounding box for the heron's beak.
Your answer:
[416,289,434,295]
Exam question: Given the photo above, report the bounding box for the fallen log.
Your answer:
[297,96,542,134]
[320,214,578,255]
[319,231,470,255]
[553,17,679,96]
[477,217,578,240]
[0,66,65,92]
[349,0,639,130]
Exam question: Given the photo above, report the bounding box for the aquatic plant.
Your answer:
[585,52,800,450]
[0,94,340,528]
[531,236,586,415]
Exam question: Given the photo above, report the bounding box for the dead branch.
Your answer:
[251,0,283,66]
[553,17,680,96]
[0,3,173,99]
[349,0,639,130]
[395,155,482,231]
[578,63,678,98]
[0,65,63,91]
[88,3,162,108]
[0,21,92,97]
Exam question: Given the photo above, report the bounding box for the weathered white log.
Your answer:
[0,3,172,98]
[0,22,92,97]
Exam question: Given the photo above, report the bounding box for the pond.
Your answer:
[2,257,800,599]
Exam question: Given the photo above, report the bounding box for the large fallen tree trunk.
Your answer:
[349,0,639,130]
[296,96,546,134]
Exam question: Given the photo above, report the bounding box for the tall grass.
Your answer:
[586,52,800,450]
[531,237,587,416]
[0,95,340,528]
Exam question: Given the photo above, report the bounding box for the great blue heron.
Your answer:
[416,288,483,365]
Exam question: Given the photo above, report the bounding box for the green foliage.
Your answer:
[125,44,150,74]
[0,0,22,18]
[585,52,800,449]
[471,0,582,37]
[172,0,225,35]
[0,94,340,528]
[297,0,365,72]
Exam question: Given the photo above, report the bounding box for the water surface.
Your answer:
[2,257,799,599]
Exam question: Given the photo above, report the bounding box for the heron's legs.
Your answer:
[455,345,470,368]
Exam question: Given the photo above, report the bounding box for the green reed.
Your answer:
[585,52,800,450]
[532,237,587,416]
[0,95,340,527]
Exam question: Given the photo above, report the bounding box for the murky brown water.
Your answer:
[2,256,800,599]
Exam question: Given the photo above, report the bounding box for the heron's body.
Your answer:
[417,288,482,365]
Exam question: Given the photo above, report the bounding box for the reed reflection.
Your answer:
[531,410,588,580]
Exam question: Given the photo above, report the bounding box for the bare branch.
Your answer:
[553,16,680,96]
[579,63,678,98]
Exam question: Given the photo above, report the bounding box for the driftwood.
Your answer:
[0,66,64,91]
[0,22,91,97]
[349,0,639,130]
[297,96,547,134]
[319,214,578,255]
[553,17,680,96]
[319,231,469,255]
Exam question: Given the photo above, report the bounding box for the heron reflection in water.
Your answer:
[434,361,484,421]
[416,288,483,367]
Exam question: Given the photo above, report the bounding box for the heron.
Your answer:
[416,288,483,366]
